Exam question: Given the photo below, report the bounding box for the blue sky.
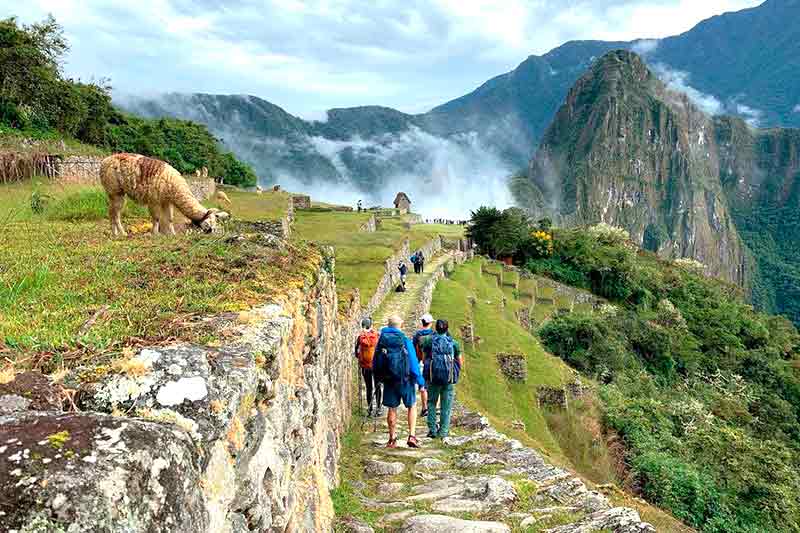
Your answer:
[4,0,762,118]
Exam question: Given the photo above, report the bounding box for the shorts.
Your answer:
[382,382,416,409]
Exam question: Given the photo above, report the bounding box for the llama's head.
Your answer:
[196,209,230,233]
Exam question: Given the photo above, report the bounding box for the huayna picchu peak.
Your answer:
[514,49,800,325]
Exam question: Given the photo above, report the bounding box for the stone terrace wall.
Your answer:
[52,156,103,184]
[187,177,217,202]
[0,247,361,533]
[410,249,472,327]
[358,215,377,233]
[364,240,411,316]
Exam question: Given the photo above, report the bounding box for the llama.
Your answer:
[100,154,229,236]
[214,190,232,206]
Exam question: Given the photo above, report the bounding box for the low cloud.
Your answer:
[653,64,724,115]
[735,102,762,127]
[794,104,800,113]
[631,39,660,56]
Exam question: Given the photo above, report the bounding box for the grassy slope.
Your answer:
[0,127,110,156]
[0,180,317,371]
[428,258,694,533]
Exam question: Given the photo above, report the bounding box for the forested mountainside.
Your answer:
[514,50,800,326]
[122,0,800,190]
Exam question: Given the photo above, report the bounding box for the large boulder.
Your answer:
[0,411,206,532]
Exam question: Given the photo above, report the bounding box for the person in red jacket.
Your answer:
[354,318,382,417]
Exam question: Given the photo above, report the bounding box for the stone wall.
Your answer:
[358,215,377,233]
[188,177,217,202]
[365,240,411,316]
[53,156,104,184]
[0,247,361,533]
[410,248,471,328]
[292,195,311,210]
[497,352,528,382]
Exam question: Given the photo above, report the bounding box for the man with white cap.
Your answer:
[412,313,435,418]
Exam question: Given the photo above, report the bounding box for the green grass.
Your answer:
[429,259,571,461]
[0,179,320,371]
[218,187,291,221]
[429,258,695,533]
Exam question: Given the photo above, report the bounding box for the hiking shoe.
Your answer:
[373,407,383,418]
[407,435,421,448]
[420,408,429,417]
[426,431,438,439]
[386,437,398,449]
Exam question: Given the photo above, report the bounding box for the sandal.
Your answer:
[407,435,421,448]
[386,436,398,449]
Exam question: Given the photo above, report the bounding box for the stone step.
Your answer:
[401,514,510,533]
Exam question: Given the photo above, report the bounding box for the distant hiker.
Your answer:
[421,319,462,439]
[413,313,435,418]
[373,315,425,448]
[411,253,420,274]
[355,317,382,418]
[398,261,408,291]
[417,250,425,273]
[357,199,363,212]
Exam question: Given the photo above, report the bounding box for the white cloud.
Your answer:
[632,39,660,56]
[7,0,763,116]
[736,103,763,127]
[653,64,724,116]
[794,105,800,113]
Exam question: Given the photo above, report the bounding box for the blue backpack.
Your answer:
[374,331,410,386]
[430,334,458,385]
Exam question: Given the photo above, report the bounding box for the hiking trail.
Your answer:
[343,252,656,532]
[373,251,453,335]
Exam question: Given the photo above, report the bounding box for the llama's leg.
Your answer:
[148,205,160,235]
[159,203,176,235]
[109,194,127,236]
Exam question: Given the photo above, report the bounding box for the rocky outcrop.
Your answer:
[0,247,360,533]
[520,50,751,285]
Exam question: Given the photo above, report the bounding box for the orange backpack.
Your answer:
[357,330,380,369]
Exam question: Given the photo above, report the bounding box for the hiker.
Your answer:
[410,253,420,274]
[398,261,408,291]
[373,315,425,448]
[421,319,462,439]
[417,250,425,273]
[412,313,434,418]
[357,199,363,212]
[354,317,382,417]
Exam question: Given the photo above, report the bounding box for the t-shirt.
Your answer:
[413,328,434,362]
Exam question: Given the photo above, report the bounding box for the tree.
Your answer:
[467,206,531,259]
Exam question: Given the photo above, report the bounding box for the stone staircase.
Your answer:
[373,251,453,334]
[340,404,656,532]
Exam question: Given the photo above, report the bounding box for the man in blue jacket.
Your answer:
[375,315,425,448]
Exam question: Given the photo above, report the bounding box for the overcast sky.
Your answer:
[5,0,762,118]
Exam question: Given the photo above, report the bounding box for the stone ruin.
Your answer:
[496,352,527,382]
[537,386,569,409]
[292,195,311,209]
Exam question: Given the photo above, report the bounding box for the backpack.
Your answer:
[357,330,379,369]
[429,334,458,386]
[413,329,433,362]
[373,331,410,386]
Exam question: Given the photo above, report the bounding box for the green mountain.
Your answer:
[122,0,800,194]
[514,49,800,325]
